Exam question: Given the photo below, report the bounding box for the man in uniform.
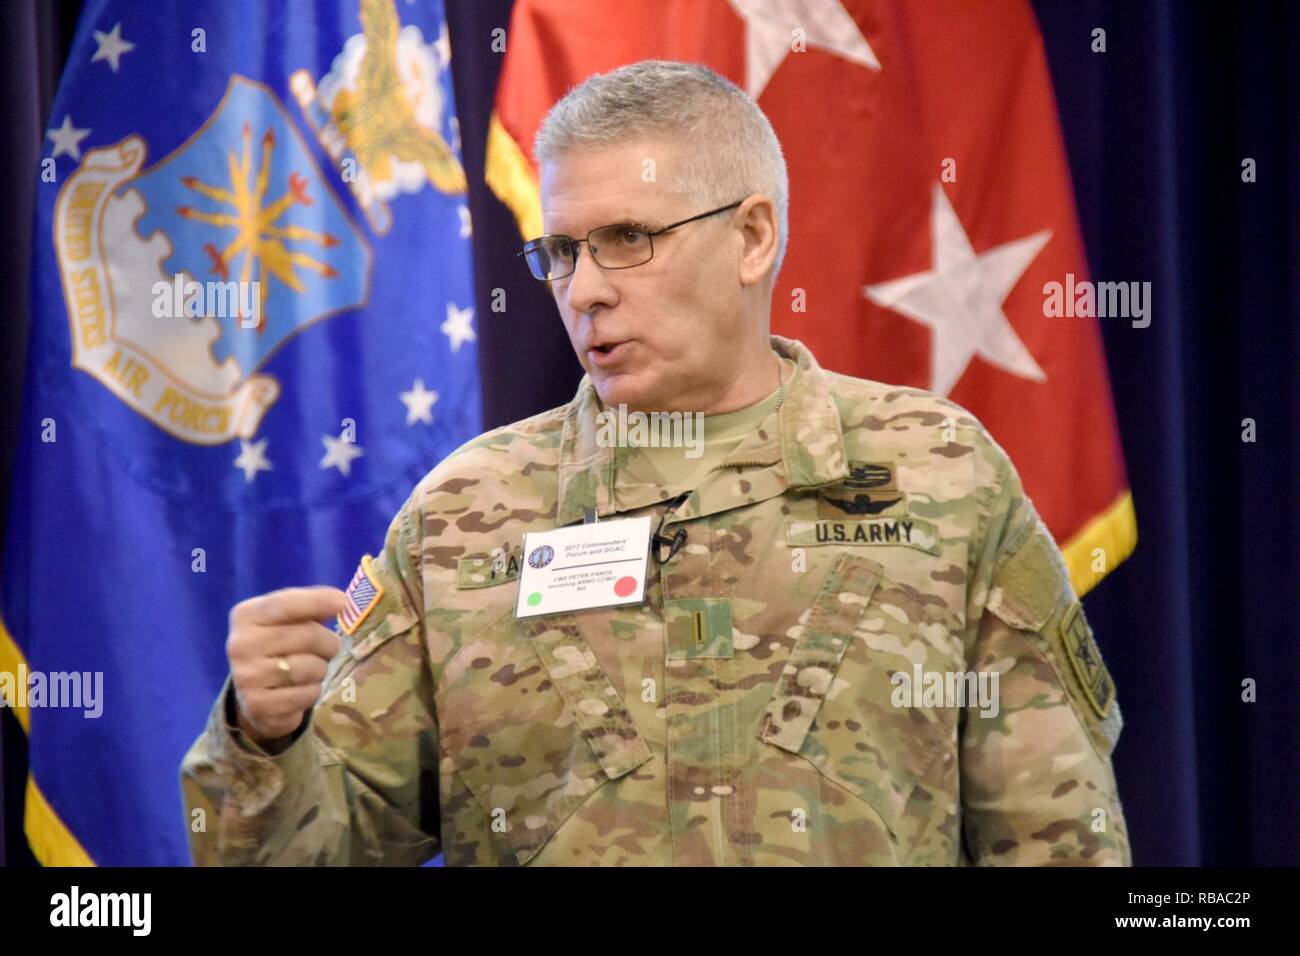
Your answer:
[181,60,1130,866]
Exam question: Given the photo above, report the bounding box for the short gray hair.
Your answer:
[534,60,789,279]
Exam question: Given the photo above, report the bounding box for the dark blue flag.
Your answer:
[1,0,479,864]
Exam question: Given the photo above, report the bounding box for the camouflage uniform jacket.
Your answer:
[181,335,1130,866]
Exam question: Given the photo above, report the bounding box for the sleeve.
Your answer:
[179,495,440,866]
[959,450,1131,866]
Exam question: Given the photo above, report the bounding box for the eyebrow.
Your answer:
[544,216,655,237]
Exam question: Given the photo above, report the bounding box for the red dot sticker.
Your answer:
[614,576,637,597]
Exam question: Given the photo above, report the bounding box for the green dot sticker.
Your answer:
[526,591,542,607]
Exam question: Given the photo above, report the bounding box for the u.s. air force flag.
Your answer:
[0,0,479,864]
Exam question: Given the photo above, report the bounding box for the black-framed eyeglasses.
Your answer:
[517,200,745,281]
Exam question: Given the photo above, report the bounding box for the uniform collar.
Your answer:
[556,335,849,526]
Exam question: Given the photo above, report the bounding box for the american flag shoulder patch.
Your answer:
[339,554,385,635]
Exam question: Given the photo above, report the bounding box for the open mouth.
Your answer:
[587,341,630,365]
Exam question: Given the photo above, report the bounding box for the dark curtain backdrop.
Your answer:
[1035,0,1299,866]
[0,0,84,870]
[1,0,1295,866]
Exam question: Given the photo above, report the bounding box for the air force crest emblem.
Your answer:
[52,76,369,445]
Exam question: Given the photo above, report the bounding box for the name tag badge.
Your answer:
[514,516,653,618]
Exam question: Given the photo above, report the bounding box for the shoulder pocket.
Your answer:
[985,527,1122,759]
[984,525,1064,632]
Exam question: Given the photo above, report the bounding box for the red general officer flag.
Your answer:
[487,0,1135,594]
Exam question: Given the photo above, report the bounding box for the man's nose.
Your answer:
[563,242,617,315]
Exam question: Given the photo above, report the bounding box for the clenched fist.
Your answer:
[227,586,348,752]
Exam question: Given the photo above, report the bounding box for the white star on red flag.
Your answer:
[727,0,880,98]
[864,183,1051,396]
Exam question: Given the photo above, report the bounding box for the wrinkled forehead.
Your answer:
[539,138,693,236]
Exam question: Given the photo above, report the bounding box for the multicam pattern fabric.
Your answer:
[182,336,1130,866]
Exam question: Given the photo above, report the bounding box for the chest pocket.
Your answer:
[436,608,652,865]
[758,553,963,857]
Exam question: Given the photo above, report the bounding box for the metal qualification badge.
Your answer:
[514,517,653,618]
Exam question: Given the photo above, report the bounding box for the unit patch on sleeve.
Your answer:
[1060,600,1116,719]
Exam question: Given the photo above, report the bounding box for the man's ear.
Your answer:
[737,195,778,287]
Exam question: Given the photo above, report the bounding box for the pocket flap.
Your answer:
[522,613,652,780]
[984,526,1065,633]
[758,553,883,753]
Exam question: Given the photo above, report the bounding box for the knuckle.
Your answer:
[228,631,259,664]
[229,596,259,626]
